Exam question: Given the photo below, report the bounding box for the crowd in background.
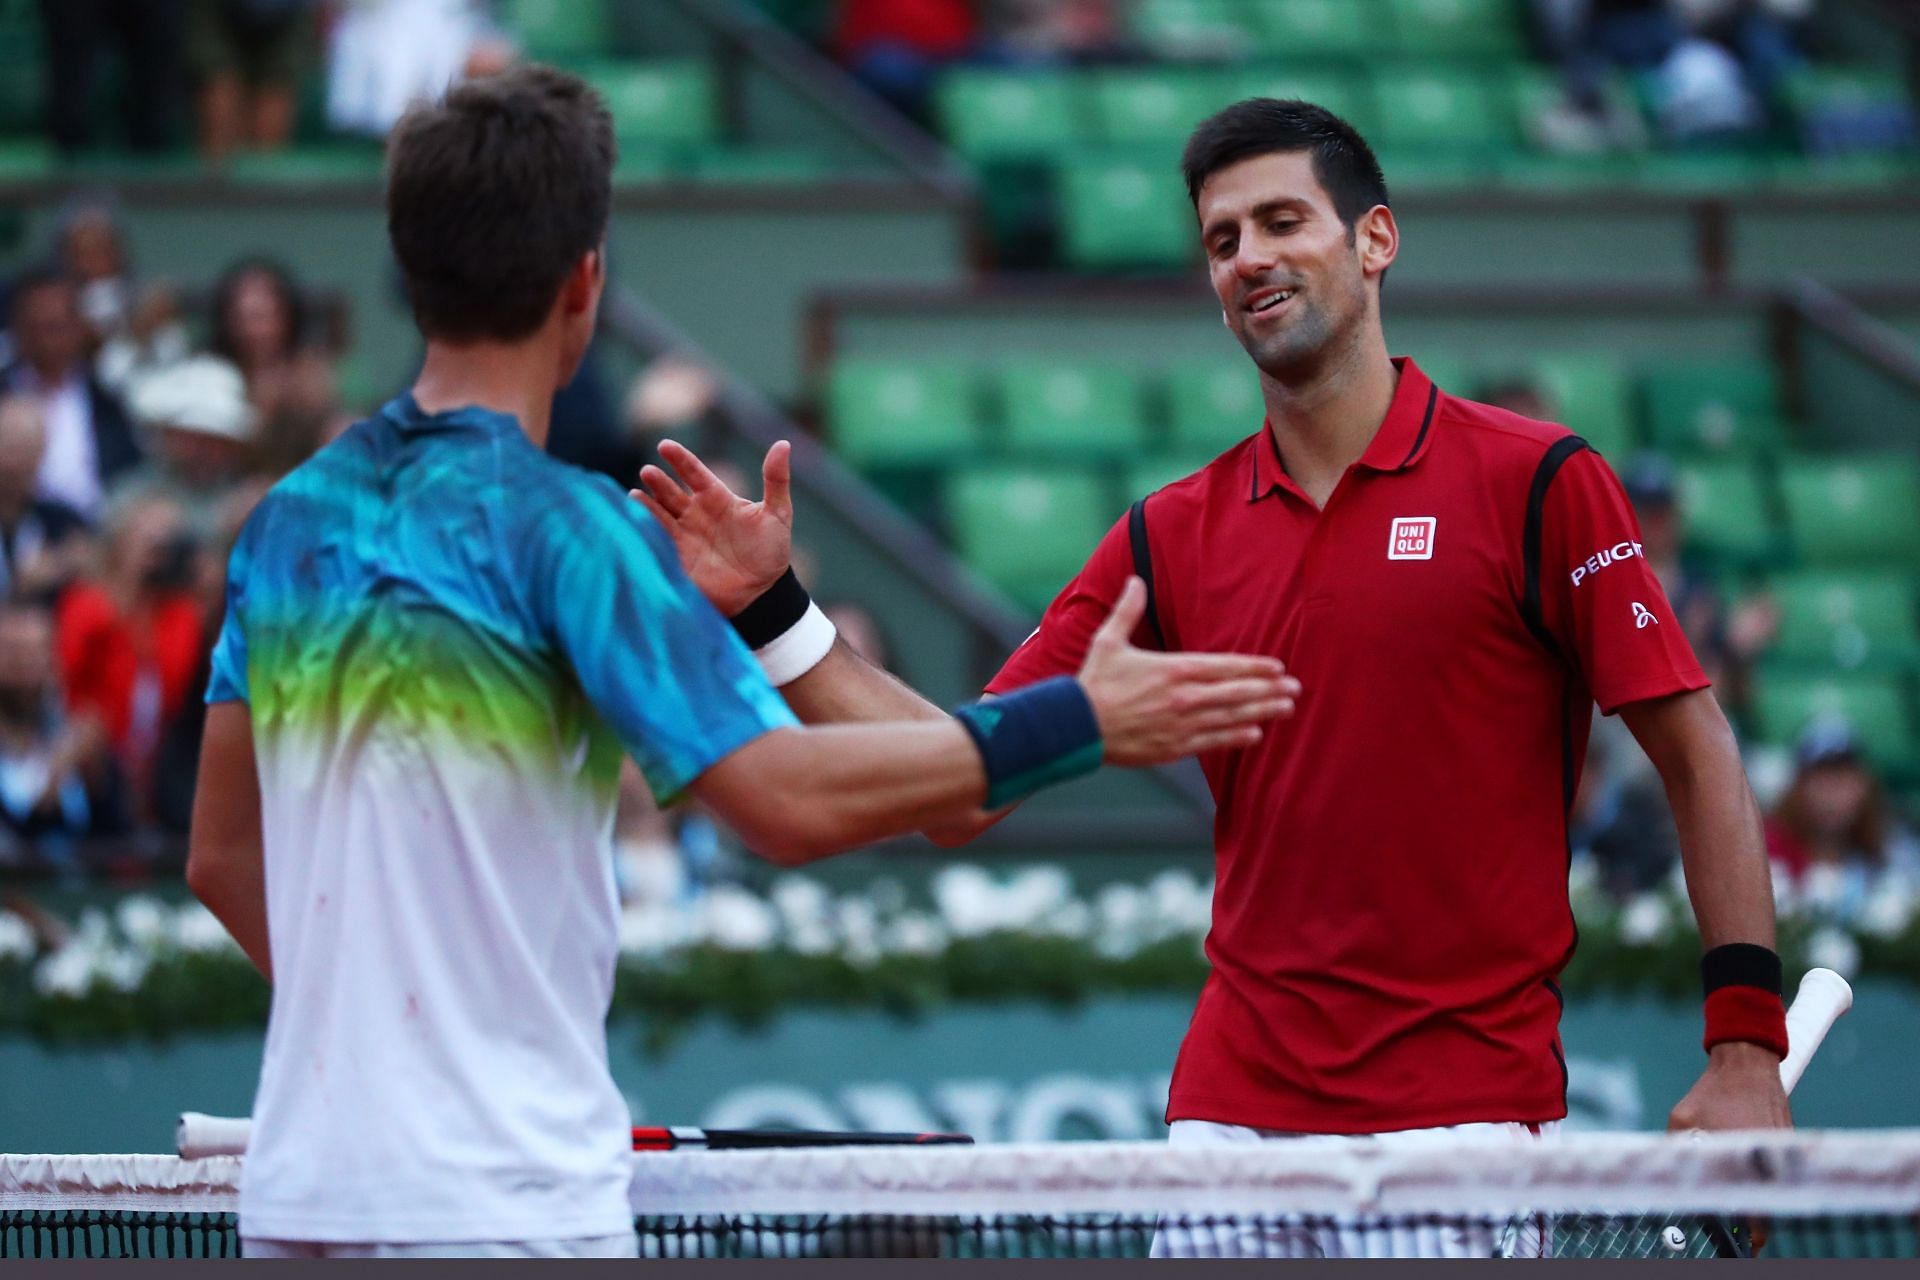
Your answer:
[35,0,516,163]
[1476,377,1920,927]
[3,0,1912,948]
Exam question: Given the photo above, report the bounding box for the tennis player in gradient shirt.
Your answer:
[636,99,1792,1238]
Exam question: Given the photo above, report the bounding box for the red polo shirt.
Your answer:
[986,358,1707,1133]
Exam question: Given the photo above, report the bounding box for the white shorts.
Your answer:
[242,1231,639,1259]
[1149,1118,1560,1259]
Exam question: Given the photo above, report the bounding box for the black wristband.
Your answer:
[1701,942,1783,997]
[730,568,809,648]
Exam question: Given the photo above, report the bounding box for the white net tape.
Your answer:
[5,1130,1919,1220]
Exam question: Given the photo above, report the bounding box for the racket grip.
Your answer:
[177,1112,251,1159]
[1779,967,1853,1096]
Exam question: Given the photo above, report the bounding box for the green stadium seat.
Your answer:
[1674,459,1780,567]
[1369,148,1490,190]
[936,70,1083,161]
[1088,69,1233,154]
[1641,361,1787,456]
[1761,572,1919,671]
[1385,0,1526,57]
[1165,362,1263,454]
[1753,671,1916,768]
[1234,70,1376,136]
[827,360,979,467]
[1529,354,1638,458]
[1125,455,1217,503]
[1132,0,1260,57]
[1783,68,1918,155]
[504,0,608,59]
[1250,0,1386,57]
[1369,70,1513,152]
[1779,454,1920,567]
[945,466,1112,611]
[998,362,1147,460]
[1056,153,1195,269]
[582,61,717,144]
[0,138,52,181]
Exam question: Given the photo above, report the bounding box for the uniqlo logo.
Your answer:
[1387,516,1436,560]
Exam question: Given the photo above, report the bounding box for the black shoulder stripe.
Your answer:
[1520,435,1590,658]
[1127,497,1166,650]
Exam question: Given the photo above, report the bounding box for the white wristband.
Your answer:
[755,601,836,686]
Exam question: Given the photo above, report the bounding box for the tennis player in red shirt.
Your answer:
[636,98,1789,1257]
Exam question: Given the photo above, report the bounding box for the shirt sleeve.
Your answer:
[205,527,251,705]
[984,512,1149,695]
[1536,446,1710,715]
[533,476,798,804]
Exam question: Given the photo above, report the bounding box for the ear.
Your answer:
[1356,205,1398,280]
[560,249,602,315]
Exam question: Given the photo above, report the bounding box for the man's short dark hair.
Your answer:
[385,64,615,343]
[1181,98,1388,229]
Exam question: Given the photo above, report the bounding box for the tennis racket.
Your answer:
[1551,966,1854,1259]
[175,1113,972,1159]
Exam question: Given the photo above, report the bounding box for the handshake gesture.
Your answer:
[634,440,1298,768]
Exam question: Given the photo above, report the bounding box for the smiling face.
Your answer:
[1196,150,1395,384]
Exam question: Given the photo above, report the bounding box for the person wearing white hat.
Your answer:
[115,356,262,543]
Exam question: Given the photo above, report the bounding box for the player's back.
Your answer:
[223,396,689,1243]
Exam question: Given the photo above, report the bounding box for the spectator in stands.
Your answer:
[1765,718,1920,924]
[56,198,195,396]
[831,0,980,121]
[55,494,205,827]
[1622,454,1774,718]
[0,396,92,604]
[989,0,1139,65]
[0,268,144,519]
[0,601,123,862]
[188,0,317,164]
[1572,712,1682,897]
[208,257,337,475]
[118,357,262,542]
[37,0,187,155]
[325,0,514,139]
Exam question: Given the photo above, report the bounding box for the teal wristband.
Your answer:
[952,677,1104,810]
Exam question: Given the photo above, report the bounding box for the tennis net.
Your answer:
[5,1131,1919,1258]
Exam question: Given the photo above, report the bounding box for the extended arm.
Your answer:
[1622,688,1789,1131]
[185,701,271,980]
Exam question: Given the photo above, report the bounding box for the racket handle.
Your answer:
[177,1112,251,1159]
[1779,967,1853,1096]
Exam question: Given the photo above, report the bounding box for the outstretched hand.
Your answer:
[632,440,794,617]
[1078,578,1299,767]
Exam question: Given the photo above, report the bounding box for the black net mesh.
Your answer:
[6,1134,1918,1259]
[4,1208,1918,1258]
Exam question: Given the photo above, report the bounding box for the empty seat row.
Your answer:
[828,355,1803,468]
[1132,0,1527,60]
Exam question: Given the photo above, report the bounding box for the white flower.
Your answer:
[884,913,946,957]
[770,876,831,936]
[1045,900,1093,939]
[699,885,778,952]
[171,904,241,955]
[933,865,1008,937]
[1802,864,1847,917]
[618,902,686,956]
[1806,926,1861,979]
[115,896,171,952]
[102,947,150,993]
[1619,894,1673,946]
[1146,870,1213,933]
[1002,866,1072,929]
[835,898,880,959]
[787,922,838,956]
[33,944,96,997]
[1856,885,1916,940]
[1770,860,1799,919]
[0,911,35,964]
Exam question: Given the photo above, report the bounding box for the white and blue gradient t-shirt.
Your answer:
[208,395,796,1243]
